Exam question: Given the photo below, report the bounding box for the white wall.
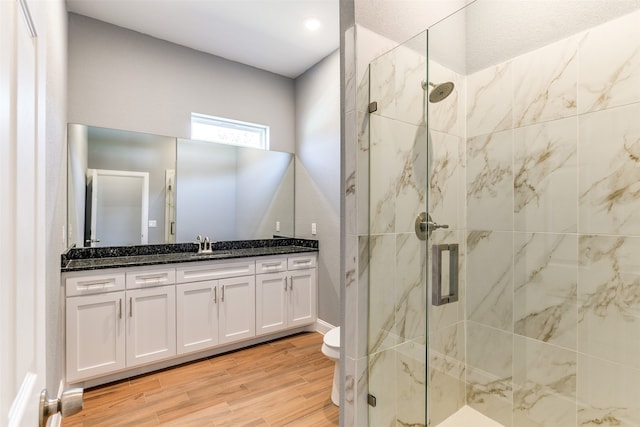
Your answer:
[67,13,295,153]
[67,124,87,248]
[29,0,68,394]
[295,49,341,326]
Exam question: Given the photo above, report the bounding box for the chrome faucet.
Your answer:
[194,235,214,254]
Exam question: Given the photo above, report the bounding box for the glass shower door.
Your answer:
[366,28,466,426]
[366,31,429,427]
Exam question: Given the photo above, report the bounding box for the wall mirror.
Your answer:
[67,124,294,248]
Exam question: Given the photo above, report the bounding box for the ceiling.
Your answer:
[66,0,340,79]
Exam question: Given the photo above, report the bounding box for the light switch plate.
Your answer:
[311,223,317,235]
[148,220,157,227]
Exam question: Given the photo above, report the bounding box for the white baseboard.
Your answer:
[315,318,336,334]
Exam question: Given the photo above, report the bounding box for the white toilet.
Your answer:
[321,326,340,406]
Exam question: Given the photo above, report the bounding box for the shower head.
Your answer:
[422,81,455,103]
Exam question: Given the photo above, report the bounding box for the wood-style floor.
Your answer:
[62,332,339,426]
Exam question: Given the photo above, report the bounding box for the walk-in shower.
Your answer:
[359,1,640,426]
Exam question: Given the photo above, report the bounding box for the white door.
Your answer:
[0,0,46,425]
[88,169,149,247]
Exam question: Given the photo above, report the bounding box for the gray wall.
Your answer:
[295,50,341,327]
[176,140,238,242]
[67,13,295,153]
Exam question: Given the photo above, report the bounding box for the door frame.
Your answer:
[87,168,149,247]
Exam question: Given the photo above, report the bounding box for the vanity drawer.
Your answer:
[177,259,256,283]
[255,257,287,274]
[65,271,125,296]
[287,254,317,271]
[126,268,176,289]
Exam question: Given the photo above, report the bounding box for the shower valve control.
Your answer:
[415,212,449,240]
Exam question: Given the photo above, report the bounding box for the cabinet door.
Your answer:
[288,268,317,327]
[66,291,126,382]
[176,280,219,355]
[126,286,176,367]
[219,276,255,345]
[255,272,287,336]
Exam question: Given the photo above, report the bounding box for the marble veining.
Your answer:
[578,9,640,114]
[368,348,398,427]
[514,233,577,349]
[467,231,514,331]
[513,336,577,426]
[513,36,577,127]
[578,236,639,318]
[395,233,426,342]
[466,62,513,138]
[513,118,577,233]
[467,130,514,231]
[430,131,464,230]
[395,124,427,233]
[577,353,640,426]
[397,341,427,427]
[578,103,640,235]
[578,235,640,370]
[368,234,399,353]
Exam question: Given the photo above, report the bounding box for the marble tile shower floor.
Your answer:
[436,406,504,427]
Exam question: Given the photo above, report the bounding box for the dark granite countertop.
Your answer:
[61,238,318,272]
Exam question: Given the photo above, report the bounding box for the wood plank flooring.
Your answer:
[62,332,339,427]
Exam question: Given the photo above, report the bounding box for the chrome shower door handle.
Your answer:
[432,243,459,306]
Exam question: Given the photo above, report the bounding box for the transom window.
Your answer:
[190,113,269,150]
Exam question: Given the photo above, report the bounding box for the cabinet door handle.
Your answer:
[289,276,293,291]
[129,297,133,317]
[284,276,287,291]
[221,285,225,302]
[119,298,122,319]
[213,286,217,303]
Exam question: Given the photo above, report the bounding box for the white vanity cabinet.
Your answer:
[66,288,126,383]
[255,254,317,336]
[65,267,176,382]
[176,259,256,355]
[125,282,176,368]
[64,251,315,385]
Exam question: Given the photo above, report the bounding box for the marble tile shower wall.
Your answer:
[343,24,399,427]
[465,9,640,427]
